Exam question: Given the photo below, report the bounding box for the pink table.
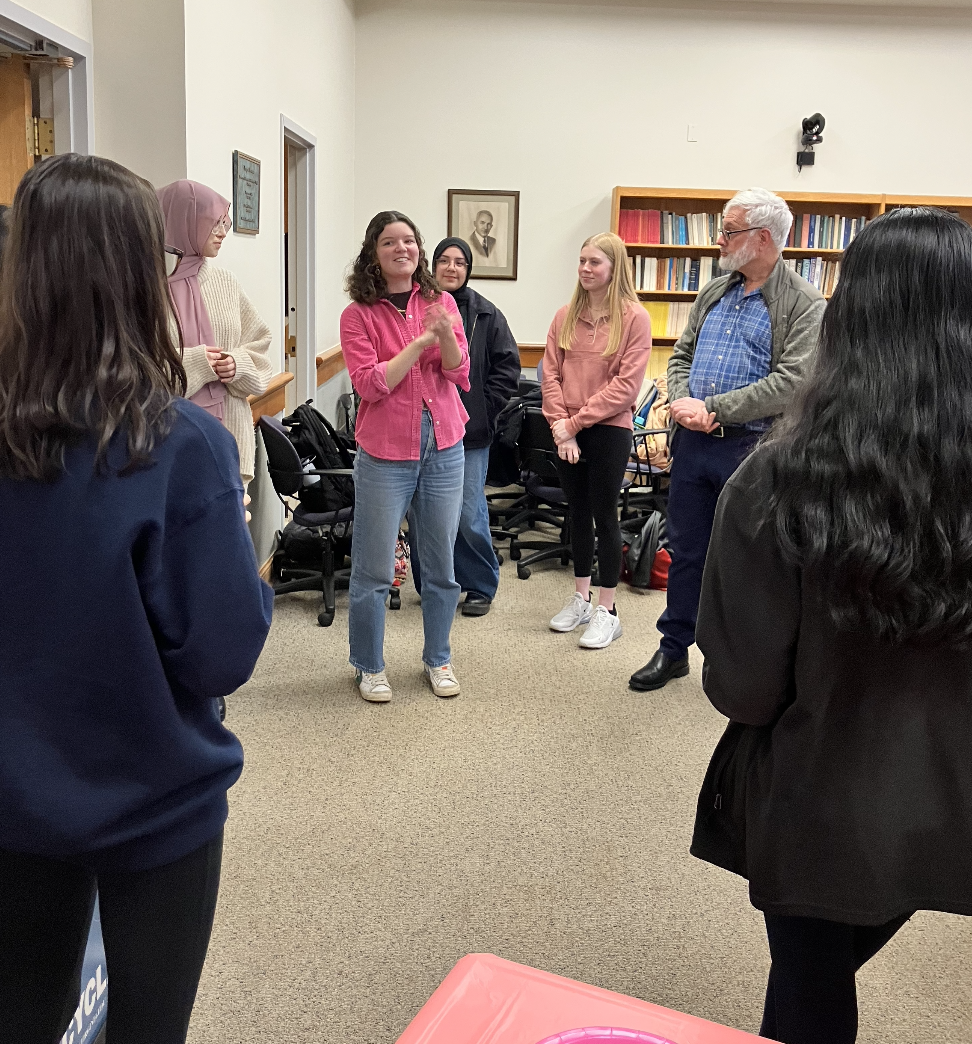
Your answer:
[396,953,768,1044]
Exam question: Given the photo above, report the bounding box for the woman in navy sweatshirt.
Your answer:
[0,155,273,1042]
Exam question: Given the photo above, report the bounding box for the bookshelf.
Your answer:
[612,187,972,380]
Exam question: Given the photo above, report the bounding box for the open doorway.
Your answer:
[281,117,316,413]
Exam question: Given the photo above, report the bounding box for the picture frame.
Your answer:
[232,151,260,235]
[447,189,519,280]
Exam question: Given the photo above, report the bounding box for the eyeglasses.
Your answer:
[165,245,184,277]
[436,257,468,270]
[718,226,765,241]
[212,215,232,236]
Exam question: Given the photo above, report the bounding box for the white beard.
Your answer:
[719,239,759,272]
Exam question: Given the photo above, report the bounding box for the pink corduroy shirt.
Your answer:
[340,286,470,461]
[542,302,652,438]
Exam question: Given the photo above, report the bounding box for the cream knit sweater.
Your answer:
[183,262,273,483]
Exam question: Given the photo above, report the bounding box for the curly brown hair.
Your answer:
[345,211,439,305]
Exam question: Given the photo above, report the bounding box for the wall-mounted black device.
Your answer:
[798,113,825,171]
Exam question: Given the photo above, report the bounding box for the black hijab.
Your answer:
[432,237,474,338]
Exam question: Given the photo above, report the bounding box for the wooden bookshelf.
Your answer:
[613,186,972,379]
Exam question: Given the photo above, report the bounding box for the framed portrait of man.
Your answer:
[447,189,519,280]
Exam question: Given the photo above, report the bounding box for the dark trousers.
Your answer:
[0,831,223,1044]
[761,911,912,1043]
[657,426,757,660]
[554,424,633,587]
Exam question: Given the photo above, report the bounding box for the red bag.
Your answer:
[649,547,671,591]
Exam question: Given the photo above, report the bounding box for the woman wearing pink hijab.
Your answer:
[158,180,272,484]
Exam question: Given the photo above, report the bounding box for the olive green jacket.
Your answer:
[667,258,825,426]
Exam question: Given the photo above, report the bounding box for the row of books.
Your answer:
[642,301,693,340]
[619,207,870,252]
[628,254,721,292]
[786,214,866,250]
[618,209,720,246]
[784,257,841,296]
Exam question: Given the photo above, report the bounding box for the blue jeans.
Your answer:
[349,411,464,673]
[657,426,757,660]
[410,446,500,600]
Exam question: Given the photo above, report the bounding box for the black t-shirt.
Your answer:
[387,291,411,316]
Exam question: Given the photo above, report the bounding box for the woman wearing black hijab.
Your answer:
[410,237,521,615]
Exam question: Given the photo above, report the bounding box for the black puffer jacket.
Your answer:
[460,287,521,449]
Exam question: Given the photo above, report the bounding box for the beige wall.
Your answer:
[92,0,187,187]
[355,0,972,343]
[184,0,357,561]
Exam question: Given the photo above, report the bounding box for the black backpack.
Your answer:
[282,400,355,514]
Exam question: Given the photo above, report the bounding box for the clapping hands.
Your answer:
[422,304,454,341]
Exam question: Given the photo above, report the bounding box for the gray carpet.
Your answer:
[188,554,972,1044]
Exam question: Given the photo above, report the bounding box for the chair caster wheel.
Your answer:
[389,589,401,610]
[496,553,504,565]
[510,543,522,562]
[517,565,531,580]
[318,611,334,627]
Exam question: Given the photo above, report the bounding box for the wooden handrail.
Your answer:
[316,344,346,386]
[248,371,294,425]
[315,343,544,388]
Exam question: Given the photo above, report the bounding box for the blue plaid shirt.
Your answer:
[689,279,773,432]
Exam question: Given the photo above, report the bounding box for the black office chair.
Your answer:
[505,407,574,580]
[258,415,355,627]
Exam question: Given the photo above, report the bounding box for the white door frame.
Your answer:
[280,116,317,407]
[0,0,92,154]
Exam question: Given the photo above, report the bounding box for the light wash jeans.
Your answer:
[410,446,500,600]
[349,411,464,674]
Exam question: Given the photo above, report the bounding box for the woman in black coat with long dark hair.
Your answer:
[692,207,972,1044]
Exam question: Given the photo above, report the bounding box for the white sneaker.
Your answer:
[356,669,392,703]
[425,662,461,698]
[549,592,594,632]
[578,606,623,649]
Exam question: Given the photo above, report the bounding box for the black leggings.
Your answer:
[0,831,223,1044]
[554,424,632,587]
[761,911,913,1043]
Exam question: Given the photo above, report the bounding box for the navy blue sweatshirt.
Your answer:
[0,399,274,871]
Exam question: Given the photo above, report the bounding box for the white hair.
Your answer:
[724,187,793,250]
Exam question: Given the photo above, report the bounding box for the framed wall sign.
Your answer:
[232,151,261,234]
[448,189,519,280]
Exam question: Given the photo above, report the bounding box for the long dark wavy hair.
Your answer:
[765,207,972,646]
[0,154,186,481]
[345,210,439,305]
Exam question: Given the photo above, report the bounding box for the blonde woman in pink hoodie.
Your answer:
[542,232,652,650]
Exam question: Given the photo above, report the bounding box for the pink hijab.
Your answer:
[158,180,231,420]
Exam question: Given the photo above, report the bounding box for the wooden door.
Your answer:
[0,55,32,205]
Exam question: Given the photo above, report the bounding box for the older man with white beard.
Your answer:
[630,187,825,692]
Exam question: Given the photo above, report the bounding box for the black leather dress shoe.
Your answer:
[629,650,690,691]
[461,593,492,617]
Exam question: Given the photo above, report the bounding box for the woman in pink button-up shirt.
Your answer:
[340,211,470,703]
[542,231,651,652]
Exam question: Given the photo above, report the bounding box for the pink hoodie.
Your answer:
[542,303,652,438]
[340,286,470,461]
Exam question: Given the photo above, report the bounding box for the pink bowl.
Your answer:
[535,1030,679,1044]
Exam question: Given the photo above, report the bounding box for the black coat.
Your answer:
[458,288,521,450]
[692,448,972,926]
